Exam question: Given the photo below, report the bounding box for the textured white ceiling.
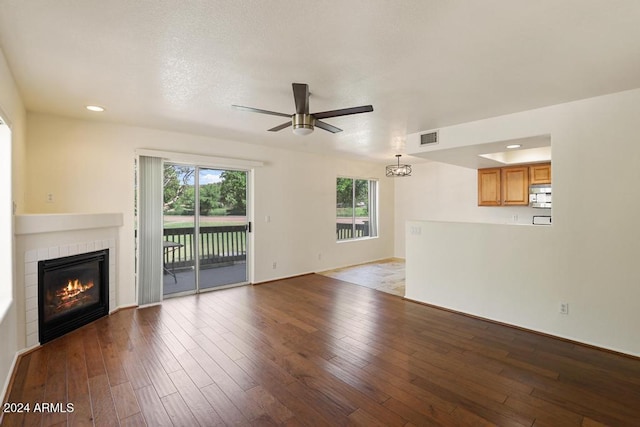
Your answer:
[1,0,640,162]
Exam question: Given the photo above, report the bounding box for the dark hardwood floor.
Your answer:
[2,274,639,426]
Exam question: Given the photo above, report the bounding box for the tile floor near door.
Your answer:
[318,258,405,296]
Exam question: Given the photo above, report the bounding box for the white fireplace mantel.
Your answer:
[15,213,123,235]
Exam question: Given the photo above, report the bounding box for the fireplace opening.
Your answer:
[38,249,109,344]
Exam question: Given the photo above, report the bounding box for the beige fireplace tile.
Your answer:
[48,246,59,259]
[25,261,37,275]
[25,249,37,262]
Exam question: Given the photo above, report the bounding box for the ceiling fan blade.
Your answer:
[315,120,342,133]
[232,105,291,118]
[292,83,309,115]
[268,121,292,132]
[312,105,373,120]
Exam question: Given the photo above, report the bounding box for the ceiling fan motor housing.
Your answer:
[292,113,315,135]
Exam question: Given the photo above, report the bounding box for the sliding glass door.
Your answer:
[197,168,248,290]
[163,164,249,297]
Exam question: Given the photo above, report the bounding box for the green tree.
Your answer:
[163,165,194,213]
[336,177,354,207]
[336,178,368,210]
[220,171,246,215]
[199,183,222,215]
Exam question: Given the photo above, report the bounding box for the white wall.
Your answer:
[400,88,640,356]
[0,47,26,402]
[24,113,395,308]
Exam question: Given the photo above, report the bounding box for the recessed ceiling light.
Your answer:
[506,144,521,149]
[86,105,105,112]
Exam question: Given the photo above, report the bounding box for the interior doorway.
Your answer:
[162,163,250,297]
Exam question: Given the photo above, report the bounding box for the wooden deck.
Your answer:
[2,274,639,426]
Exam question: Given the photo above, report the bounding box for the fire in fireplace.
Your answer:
[38,249,109,343]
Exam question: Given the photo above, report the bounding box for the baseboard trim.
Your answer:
[403,296,640,361]
[253,273,315,286]
[110,303,138,314]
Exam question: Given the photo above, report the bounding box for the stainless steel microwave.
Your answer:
[530,184,551,208]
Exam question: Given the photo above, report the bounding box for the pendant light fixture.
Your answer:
[386,154,412,177]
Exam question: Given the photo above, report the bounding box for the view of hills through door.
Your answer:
[162,164,249,297]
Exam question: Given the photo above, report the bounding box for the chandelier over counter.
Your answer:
[386,154,412,177]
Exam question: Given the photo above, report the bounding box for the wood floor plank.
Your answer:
[134,385,172,427]
[111,382,142,421]
[347,407,393,427]
[97,331,129,387]
[504,392,583,426]
[66,331,94,426]
[4,274,640,426]
[160,392,199,427]
[120,349,153,390]
[234,355,335,427]
[41,340,68,427]
[167,369,225,426]
[119,412,147,427]
[88,374,119,426]
[245,385,294,424]
[141,355,177,398]
[200,382,250,426]
[331,355,457,416]
[82,326,106,379]
[16,344,51,427]
[189,346,265,421]
[174,348,213,389]
[196,333,258,391]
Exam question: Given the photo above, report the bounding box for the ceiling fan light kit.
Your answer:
[233,83,373,136]
[292,113,315,135]
[386,154,412,177]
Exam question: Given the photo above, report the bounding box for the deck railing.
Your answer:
[336,222,369,240]
[164,225,247,269]
[164,222,370,269]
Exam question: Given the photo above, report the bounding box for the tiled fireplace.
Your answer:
[38,248,109,343]
[15,213,122,348]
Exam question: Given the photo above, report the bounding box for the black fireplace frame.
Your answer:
[38,249,109,344]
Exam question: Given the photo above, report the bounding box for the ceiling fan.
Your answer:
[232,83,373,136]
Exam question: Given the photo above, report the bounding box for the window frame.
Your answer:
[336,176,378,242]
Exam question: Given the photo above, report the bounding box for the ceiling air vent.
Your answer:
[420,131,439,146]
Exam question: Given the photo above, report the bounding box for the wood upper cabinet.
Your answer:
[478,168,502,206]
[529,163,551,184]
[478,164,540,206]
[501,166,529,205]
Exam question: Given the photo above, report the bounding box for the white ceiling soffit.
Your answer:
[0,1,639,162]
[412,135,551,169]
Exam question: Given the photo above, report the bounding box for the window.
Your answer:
[336,177,378,241]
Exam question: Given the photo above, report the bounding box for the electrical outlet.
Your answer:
[272,261,277,269]
[317,253,322,260]
[560,302,569,315]
[46,193,54,203]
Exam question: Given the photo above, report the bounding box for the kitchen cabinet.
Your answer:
[478,165,531,206]
[502,166,529,205]
[529,163,551,184]
[477,168,501,206]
